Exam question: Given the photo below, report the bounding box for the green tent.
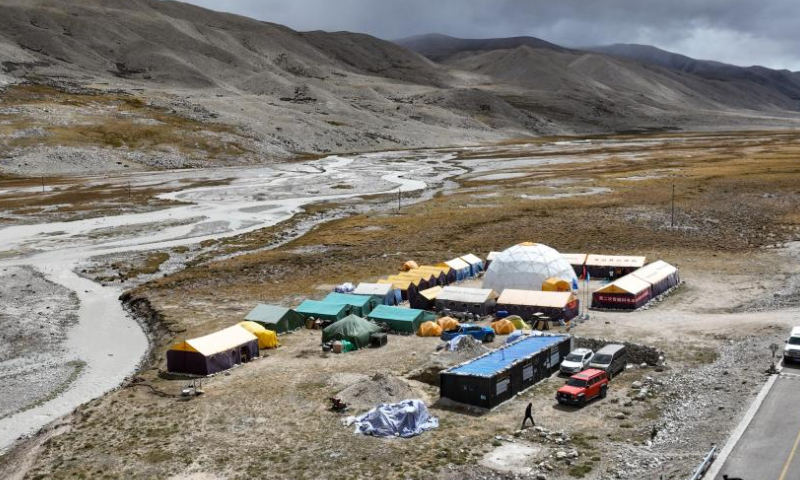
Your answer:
[295,300,349,322]
[321,314,382,349]
[367,305,436,333]
[323,292,380,317]
[244,304,305,333]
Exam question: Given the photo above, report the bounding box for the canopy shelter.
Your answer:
[417,264,456,285]
[321,314,382,349]
[482,243,577,294]
[496,289,579,322]
[460,253,485,277]
[238,321,279,349]
[591,275,652,310]
[324,292,380,317]
[584,254,646,279]
[353,283,402,306]
[367,305,435,333]
[630,260,680,297]
[295,299,349,322]
[167,325,259,376]
[403,270,439,288]
[408,267,446,286]
[410,285,443,310]
[377,278,418,301]
[440,258,471,281]
[392,273,432,291]
[561,253,588,277]
[435,286,498,316]
[244,304,305,334]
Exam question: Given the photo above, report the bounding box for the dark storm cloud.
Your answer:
[183,0,800,70]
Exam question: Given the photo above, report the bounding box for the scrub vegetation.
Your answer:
[0,85,251,156]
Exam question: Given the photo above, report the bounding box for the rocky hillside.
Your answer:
[2,1,800,175]
[587,43,800,103]
[394,33,568,61]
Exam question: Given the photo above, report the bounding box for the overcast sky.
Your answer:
[184,0,800,71]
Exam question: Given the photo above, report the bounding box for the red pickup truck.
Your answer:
[556,368,609,407]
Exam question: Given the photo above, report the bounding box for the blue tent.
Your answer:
[460,254,485,277]
[442,258,471,281]
[352,283,402,306]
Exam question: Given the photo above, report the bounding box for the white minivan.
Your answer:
[784,327,800,363]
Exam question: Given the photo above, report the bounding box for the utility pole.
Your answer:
[670,182,675,229]
[397,187,401,212]
[41,174,45,194]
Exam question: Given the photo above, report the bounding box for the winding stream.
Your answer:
[0,150,458,451]
[0,135,656,451]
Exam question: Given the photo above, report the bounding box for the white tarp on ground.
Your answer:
[483,243,577,293]
[349,399,439,438]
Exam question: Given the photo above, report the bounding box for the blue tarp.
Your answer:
[447,335,567,377]
[351,399,438,438]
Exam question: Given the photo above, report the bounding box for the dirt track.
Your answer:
[3,131,800,480]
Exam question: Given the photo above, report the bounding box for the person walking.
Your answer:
[521,402,535,429]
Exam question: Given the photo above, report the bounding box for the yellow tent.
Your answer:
[491,319,516,335]
[542,277,571,292]
[238,321,280,349]
[402,260,419,271]
[437,316,460,331]
[418,321,443,337]
[506,315,532,330]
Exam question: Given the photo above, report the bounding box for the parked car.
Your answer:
[440,323,495,343]
[588,344,628,379]
[560,348,594,375]
[784,327,800,363]
[556,369,609,407]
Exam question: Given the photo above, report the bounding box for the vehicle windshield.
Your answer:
[567,378,587,388]
[565,354,584,362]
[789,337,800,345]
[592,354,612,364]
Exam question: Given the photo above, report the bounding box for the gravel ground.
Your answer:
[0,266,80,419]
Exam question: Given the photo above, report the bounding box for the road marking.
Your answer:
[706,374,780,480]
[778,423,800,480]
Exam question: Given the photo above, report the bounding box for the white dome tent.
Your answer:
[482,242,577,293]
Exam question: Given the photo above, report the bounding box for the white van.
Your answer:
[784,327,800,363]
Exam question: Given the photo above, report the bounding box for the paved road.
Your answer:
[716,370,800,480]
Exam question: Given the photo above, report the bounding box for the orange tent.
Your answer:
[491,319,516,335]
[542,277,572,292]
[437,316,460,331]
[418,321,443,337]
[402,260,419,271]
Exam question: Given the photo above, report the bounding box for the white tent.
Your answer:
[482,242,577,293]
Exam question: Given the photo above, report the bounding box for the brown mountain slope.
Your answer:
[1,1,800,174]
